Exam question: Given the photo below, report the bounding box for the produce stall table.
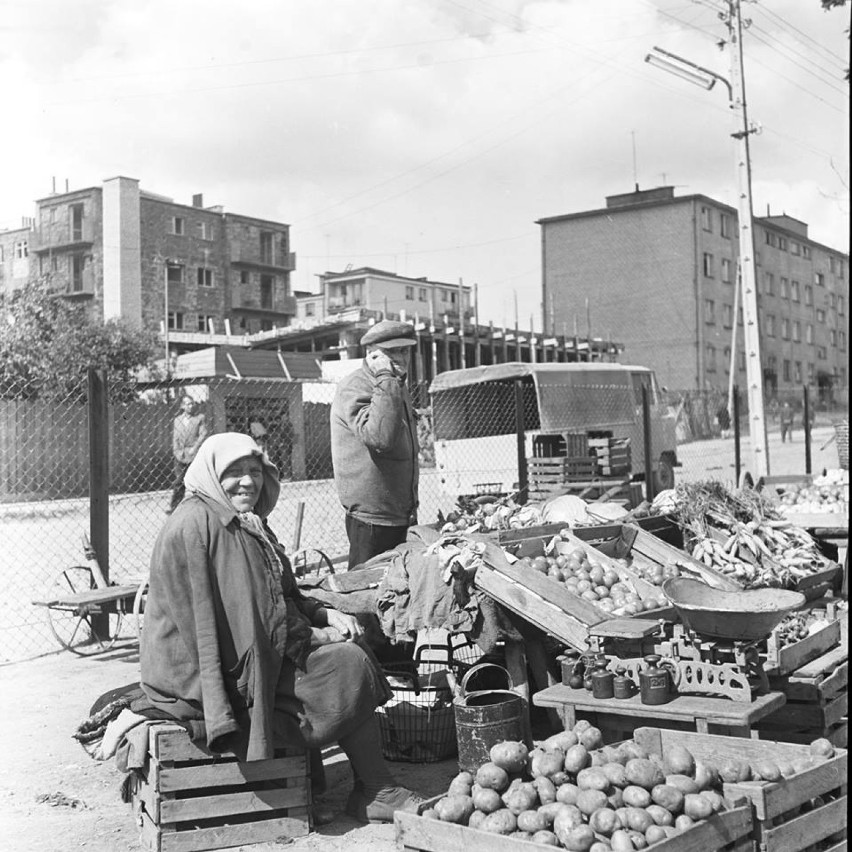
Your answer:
[532,683,785,738]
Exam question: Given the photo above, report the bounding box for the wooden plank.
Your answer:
[150,725,302,763]
[793,643,849,680]
[533,685,785,728]
[589,617,663,639]
[765,619,842,676]
[761,794,847,852]
[159,785,308,823]
[32,583,141,608]
[158,756,308,792]
[775,658,848,702]
[140,809,310,852]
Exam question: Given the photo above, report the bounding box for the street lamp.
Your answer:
[644,9,769,479]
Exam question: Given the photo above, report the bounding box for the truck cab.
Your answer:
[429,362,679,497]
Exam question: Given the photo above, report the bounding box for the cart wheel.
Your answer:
[46,566,123,656]
[132,578,148,641]
[291,548,336,578]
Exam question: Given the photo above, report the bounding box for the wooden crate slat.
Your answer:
[793,644,849,681]
[159,785,308,823]
[755,722,847,748]
[151,725,301,763]
[761,794,847,852]
[759,692,848,730]
[766,619,842,676]
[140,808,310,852]
[158,755,307,792]
[775,658,848,702]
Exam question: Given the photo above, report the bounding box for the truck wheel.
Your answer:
[654,455,675,492]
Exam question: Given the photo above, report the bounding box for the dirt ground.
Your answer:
[0,645,461,852]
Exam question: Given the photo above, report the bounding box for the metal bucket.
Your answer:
[451,663,525,773]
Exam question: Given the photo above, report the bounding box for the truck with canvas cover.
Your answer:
[429,362,679,497]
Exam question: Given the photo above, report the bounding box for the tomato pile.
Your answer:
[425,721,839,849]
[777,470,848,516]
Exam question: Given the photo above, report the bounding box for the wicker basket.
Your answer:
[834,418,849,470]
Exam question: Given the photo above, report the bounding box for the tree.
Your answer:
[0,283,160,400]
[821,0,850,80]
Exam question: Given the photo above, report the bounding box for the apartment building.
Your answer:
[7,176,296,344]
[0,223,34,295]
[539,186,849,398]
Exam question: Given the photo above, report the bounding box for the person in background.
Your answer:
[167,395,208,513]
[141,433,422,824]
[780,401,795,443]
[331,320,419,570]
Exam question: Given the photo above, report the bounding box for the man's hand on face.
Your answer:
[366,348,395,375]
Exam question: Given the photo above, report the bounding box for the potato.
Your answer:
[693,761,719,791]
[618,742,649,762]
[626,829,649,848]
[434,794,475,824]
[573,719,594,735]
[517,809,548,833]
[674,814,695,831]
[490,741,530,774]
[552,805,585,841]
[603,762,629,788]
[607,787,624,810]
[625,758,665,790]
[683,793,714,821]
[544,730,579,752]
[447,778,473,797]
[557,824,597,851]
[590,843,612,852]
[503,786,538,816]
[809,738,835,760]
[665,774,699,795]
[532,749,567,780]
[718,758,750,783]
[651,784,684,814]
[537,801,569,827]
[588,806,621,836]
[468,810,487,830]
[645,803,675,826]
[533,776,558,805]
[610,829,634,852]
[751,760,782,783]
[622,785,652,808]
[564,744,591,774]
[663,744,696,777]
[579,726,604,751]
[472,787,502,814]
[421,807,438,820]
[645,824,668,845]
[575,788,609,816]
[480,808,517,835]
[697,790,725,813]
[531,829,560,846]
[577,767,611,792]
[556,783,581,805]
[475,761,510,792]
[624,806,654,833]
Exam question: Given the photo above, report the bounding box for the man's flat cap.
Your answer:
[360,320,417,348]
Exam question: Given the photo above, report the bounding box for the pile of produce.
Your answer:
[439,494,544,534]
[772,609,833,649]
[425,721,839,849]
[775,470,848,516]
[651,482,835,590]
[514,532,667,615]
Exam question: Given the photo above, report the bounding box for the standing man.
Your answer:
[780,401,795,443]
[168,395,208,513]
[331,320,419,569]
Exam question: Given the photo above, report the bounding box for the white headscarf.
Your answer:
[184,432,281,518]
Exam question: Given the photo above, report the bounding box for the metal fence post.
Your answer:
[642,385,654,502]
[88,367,110,637]
[803,384,812,475]
[515,379,528,503]
[733,384,742,485]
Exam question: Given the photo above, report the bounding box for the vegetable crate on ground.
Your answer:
[758,637,849,749]
[395,794,754,852]
[129,724,311,852]
[633,726,847,852]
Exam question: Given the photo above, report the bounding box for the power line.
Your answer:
[755,1,848,66]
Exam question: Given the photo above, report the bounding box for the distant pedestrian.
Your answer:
[168,396,208,512]
[716,404,731,439]
[780,402,795,443]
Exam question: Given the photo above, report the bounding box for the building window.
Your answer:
[766,314,776,337]
[440,290,449,303]
[830,329,837,346]
[783,360,791,381]
[418,287,427,301]
[723,346,731,370]
[806,323,814,344]
[704,299,715,324]
[764,272,775,295]
[840,331,847,350]
[780,277,789,299]
[167,312,184,330]
[816,345,827,360]
[197,221,212,240]
[829,292,837,309]
[838,295,845,315]
[240,270,249,285]
[791,241,800,256]
[703,253,714,277]
[70,203,84,241]
[723,304,733,328]
[171,217,185,236]
[738,349,746,371]
[816,309,826,323]
[705,344,716,371]
[71,254,84,292]
[197,267,214,287]
[802,245,811,259]
[792,320,801,342]
[197,314,215,332]
[720,213,731,238]
[260,319,273,331]
[405,285,415,300]
[764,231,776,247]
[260,232,274,265]
[778,236,788,251]
[793,361,802,382]
[808,363,815,382]
[701,206,713,232]
[167,263,184,285]
[805,284,813,306]
[791,280,800,302]
[15,240,28,259]
[305,303,315,317]
[721,258,733,283]
[781,318,790,340]
[815,272,825,287]
[260,274,274,309]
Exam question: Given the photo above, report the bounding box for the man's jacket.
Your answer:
[331,363,419,526]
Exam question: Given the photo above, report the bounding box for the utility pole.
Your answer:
[726,0,769,477]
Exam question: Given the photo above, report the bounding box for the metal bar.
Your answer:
[642,384,655,502]
[733,384,742,484]
[803,384,812,474]
[515,379,528,504]
[88,368,110,637]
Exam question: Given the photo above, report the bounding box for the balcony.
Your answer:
[230,247,296,271]
[231,294,296,316]
[35,222,95,252]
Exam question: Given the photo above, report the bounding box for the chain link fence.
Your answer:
[2,369,847,663]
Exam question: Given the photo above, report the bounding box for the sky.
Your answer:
[1,0,848,329]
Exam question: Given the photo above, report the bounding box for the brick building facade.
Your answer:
[539,186,848,400]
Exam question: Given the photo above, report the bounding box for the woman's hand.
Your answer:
[325,609,364,641]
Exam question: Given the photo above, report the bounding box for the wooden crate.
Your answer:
[395,794,754,852]
[131,724,311,852]
[764,614,843,677]
[633,726,848,852]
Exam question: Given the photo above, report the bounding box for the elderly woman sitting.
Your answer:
[140,432,421,824]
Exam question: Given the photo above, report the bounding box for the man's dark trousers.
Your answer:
[345,514,408,570]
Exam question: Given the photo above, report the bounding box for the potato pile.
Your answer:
[425,720,838,850]
[777,471,848,516]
